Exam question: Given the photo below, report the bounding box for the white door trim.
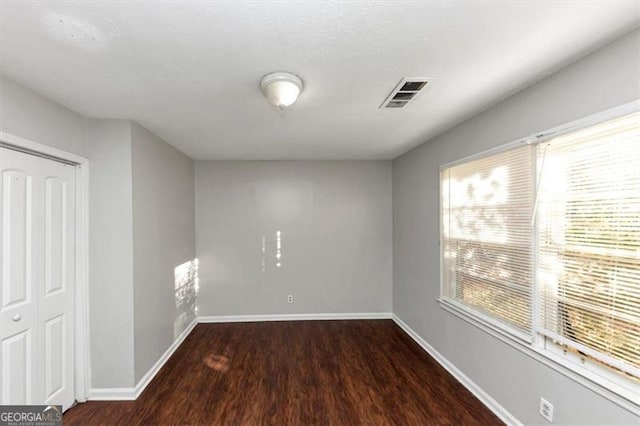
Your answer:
[0,131,91,404]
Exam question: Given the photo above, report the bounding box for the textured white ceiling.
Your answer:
[1,1,638,159]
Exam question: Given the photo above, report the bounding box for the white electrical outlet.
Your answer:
[287,294,293,304]
[539,397,554,422]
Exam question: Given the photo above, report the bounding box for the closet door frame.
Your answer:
[1,131,90,405]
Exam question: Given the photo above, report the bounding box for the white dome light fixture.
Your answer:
[260,72,303,109]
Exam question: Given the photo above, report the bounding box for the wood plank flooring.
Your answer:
[64,320,502,425]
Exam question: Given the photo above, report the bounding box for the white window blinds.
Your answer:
[441,145,535,334]
[441,109,640,391]
[537,112,640,378]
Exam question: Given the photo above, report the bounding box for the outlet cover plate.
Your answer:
[539,397,554,422]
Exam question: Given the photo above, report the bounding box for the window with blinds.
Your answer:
[441,145,535,335]
[537,112,640,379]
[440,109,640,389]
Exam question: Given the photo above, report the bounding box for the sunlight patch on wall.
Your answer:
[174,258,198,339]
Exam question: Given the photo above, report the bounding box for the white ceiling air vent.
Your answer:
[380,78,430,109]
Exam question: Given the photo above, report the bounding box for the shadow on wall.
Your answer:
[174,258,198,339]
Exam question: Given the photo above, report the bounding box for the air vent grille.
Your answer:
[380,78,430,109]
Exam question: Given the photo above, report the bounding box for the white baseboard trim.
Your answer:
[88,318,198,401]
[87,387,136,401]
[197,312,393,323]
[392,314,522,426]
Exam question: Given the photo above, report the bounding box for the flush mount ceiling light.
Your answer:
[260,72,303,109]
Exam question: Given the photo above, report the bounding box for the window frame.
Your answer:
[438,99,640,410]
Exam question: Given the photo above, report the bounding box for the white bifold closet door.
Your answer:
[0,147,75,410]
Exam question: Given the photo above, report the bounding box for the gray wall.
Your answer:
[131,122,196,383]
[89,120,198,387]
[195,161,392,316]
[88,120,136,388]
[392,29,640,424]
[0,75,88,157]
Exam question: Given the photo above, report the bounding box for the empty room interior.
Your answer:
[1,1,639,425]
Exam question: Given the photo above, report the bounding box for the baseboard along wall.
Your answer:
[197,312,393,323]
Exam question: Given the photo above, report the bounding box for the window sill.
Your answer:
[438,299,533,344]
[438,298,640,413]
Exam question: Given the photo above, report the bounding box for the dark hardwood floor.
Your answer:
[64,320,502,425]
